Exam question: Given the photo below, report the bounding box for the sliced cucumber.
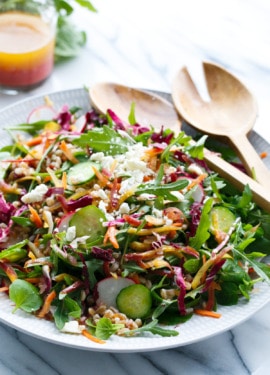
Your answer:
[116,284,152,319]
[67,161,100,185]
[69,205,106,244]
[210,206,236,234]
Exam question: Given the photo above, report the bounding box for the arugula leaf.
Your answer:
[189,198,213,249]
[161,132,191,163]
[9,279,43,313]
[72,126,134,155]
[11,216,33,227]
[187,135,208,159]
[233,248,270,284]
[0,241,28,262]
[237,184,252,209]
[135,179,189,201]
[5,121,49,135]
[124,319,178,337]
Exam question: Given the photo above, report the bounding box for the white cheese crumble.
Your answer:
[118,202,130,214]
[90,143,154,196]
[21,184,48,204]
[187,163,205,176]
[61,321,85,334]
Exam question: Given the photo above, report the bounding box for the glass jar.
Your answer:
[0,0,57,94]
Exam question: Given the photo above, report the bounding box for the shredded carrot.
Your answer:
[43,175,52,183]
[194,309,221,318]
[260,151,268,159]
[103,225,119,249]
[25,136,43,147]
[92,165,109,187]
[186,173,207,191]
[42,137,52,153]
[38,290,57,318]
[28,205,43,228]
[59,140,79,164]
[82,329,106,344]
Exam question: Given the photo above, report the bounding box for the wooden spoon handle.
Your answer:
[229,134,270,190]
[200,143,270,212]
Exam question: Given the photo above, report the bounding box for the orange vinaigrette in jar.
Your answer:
[0,11,55,91]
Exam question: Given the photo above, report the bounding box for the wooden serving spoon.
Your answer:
[89,82,270,212]
[89,82,180,132]
[172,61,270,189]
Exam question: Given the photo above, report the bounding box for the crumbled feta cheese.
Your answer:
[187,163,205,176]
[118,202,130,214]
[90,152,104,162]
[21,184,48,204]
[61,321,85,334]
[66,226,76,242]
[98,200,108,214]
[164,217,173,226]
[91,188,109,200]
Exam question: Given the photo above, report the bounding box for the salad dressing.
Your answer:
[0,12,55,89]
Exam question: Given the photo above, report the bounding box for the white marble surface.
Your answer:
[0,0,270,374]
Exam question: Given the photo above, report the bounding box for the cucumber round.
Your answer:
[116,284,152,319]
[69,205,106,244]
[67,161,100,185]
[210,206,236,234]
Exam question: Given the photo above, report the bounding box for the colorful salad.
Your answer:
[0,98,269,343]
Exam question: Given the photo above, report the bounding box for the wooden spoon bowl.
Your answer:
[89,82,181,132]
[172,61,270,189]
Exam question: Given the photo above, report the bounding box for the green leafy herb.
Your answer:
[0,241,28,262]
[124,319,178,337]
[187,135,208,159]
[72,126,134,155]
[189,197,213,249]
[161,132,191,163]
[128,102,137,125]
[55,16,87,60]
[92,317,125,340]
[135,179,189,201]
[54,296,82,330]
[9,279,43,313]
